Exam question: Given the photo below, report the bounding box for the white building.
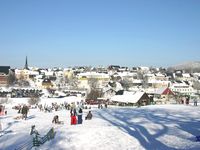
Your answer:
[170,81,195,96]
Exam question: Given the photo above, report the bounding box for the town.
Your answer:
[0,57,200,106]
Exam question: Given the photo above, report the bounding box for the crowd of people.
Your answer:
[1,100,110,129]
[51,102,93,125]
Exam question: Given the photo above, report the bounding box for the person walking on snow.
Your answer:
[77,108,83,124]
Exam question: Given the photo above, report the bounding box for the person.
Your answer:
[194,99,198,106]
[21,105,29,120]
[77,108,83,124]
[105,103,108,108]
[0,105,4,116]
[71,113,77,125]
[52,115,61,124]
[98,103,100,109]
[0,120,2,132]
[30,125,39,135]
[186,97,190,105]
[85,111,92,120]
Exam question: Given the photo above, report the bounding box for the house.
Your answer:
[77,72,110,89]
[170,81,194,96]
[150,87,175,104]
[110,91,150,106]
[42,78,54,89]
[0,66,10,86]
[101,84,117,99]
[108,65,120,71]
[15,69,30,80]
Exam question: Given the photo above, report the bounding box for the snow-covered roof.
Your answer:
[149,87,174,95]
[155,73,165,77]
[115,72,137,77]
[132,79,142,84]
[139,66,149,70]
[145,73,155,77]
[78,72,109,79]
[110,91,146,103]
[182,73,191,78]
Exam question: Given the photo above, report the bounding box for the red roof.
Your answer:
[162,88,174,95]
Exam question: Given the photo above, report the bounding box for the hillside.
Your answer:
[168,61,200,72]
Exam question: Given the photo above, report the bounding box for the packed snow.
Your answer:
[0,99,200,150]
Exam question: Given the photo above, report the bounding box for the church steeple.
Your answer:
[24,56,29,70]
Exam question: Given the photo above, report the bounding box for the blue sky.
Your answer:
[0,0,200,68]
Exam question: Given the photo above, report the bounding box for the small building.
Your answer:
[0,66,10,86]
[152,87,175,104]
[42,78,53,89]
[110,91,150,106]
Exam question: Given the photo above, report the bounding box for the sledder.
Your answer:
[52,115,64,124]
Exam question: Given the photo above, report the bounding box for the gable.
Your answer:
[162,88,174,95]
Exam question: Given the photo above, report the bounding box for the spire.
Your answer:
[24,56,29,70]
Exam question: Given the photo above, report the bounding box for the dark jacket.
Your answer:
[21,105,28,114]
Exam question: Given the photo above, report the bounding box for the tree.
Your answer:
[86,89,103,100]
[88,78,99,90]
[7,70,16,86]
[86,78,103,100]
[137,71,148,88]
[64,74,79,90]
[193,80,200,90]
[17,80,30,87]
[28,96,40,105]
[120,78,132,91]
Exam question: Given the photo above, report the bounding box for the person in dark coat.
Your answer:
[21,105,29,120]
[194,99,198,106]
[85,111,92,120]
[52,115,59,124]
[186,97,190,105]
[77,108,83,124]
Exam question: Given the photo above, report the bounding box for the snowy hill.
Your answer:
[168,61,200,72]
[1,104,200,150]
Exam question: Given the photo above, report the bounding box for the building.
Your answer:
[110,91,150,106]
[170,81,195,96]
[0,66,10,86]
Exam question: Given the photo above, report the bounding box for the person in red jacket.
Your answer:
[71,112,77,125]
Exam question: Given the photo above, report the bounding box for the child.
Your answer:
[85,111,92,120]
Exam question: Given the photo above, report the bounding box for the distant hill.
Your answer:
[168,61,200,73]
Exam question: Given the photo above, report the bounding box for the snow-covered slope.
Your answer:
[0,104,200,150]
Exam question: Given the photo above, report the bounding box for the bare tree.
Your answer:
[193,80,200,90]
[86,89,102,100]
[88,78,99,90]
[7,70,16,86]
[17,79,30,87]
[65,75,79,90]
[28,96,40,105]
[137,71,148,88]
[86,78,103,100]
[120,78,132,91]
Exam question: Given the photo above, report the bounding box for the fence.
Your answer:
[15,127,55,150]
[14,139,33,150]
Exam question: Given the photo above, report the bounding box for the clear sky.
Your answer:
[0,0,200,68]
